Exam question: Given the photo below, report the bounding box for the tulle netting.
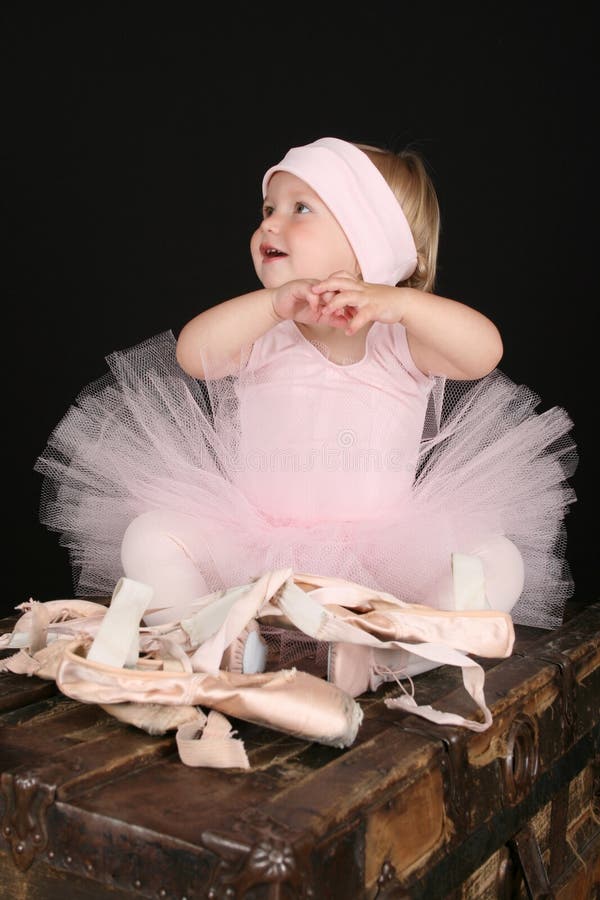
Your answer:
[259,624,330,677]
[36,329,577,629]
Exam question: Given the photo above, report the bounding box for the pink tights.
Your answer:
[121,510,525,626]
[121,510,213,625]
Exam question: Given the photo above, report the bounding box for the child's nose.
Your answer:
[261,212,282,233]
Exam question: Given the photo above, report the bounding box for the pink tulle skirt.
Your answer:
[36,331,577,629]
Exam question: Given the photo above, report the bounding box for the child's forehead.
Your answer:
[264,171,322,202]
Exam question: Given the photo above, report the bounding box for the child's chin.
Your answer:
[261,271,290,290]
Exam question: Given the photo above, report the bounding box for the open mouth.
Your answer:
[261,244,288,261]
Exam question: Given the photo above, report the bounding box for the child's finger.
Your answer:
[324,307,355,328]
[322,292,361,314]
[313,275,357,295]
[319,290,337,305]
[306,290,323,313]
[344,311,367,335]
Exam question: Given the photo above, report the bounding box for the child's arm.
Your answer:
[313,273,503,380]
[176,290,280,378]
[176,280,328,378]
[399,289,502,380]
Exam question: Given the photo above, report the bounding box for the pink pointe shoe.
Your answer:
[327,643,440,698]
[220,620,268,674]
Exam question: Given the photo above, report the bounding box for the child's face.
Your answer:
[251,172,360,288]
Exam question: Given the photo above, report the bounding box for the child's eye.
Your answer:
[262,205,274,218]
[295,202,310,214]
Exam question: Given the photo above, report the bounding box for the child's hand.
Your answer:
[272,279,337,326]
[311,271,404,335]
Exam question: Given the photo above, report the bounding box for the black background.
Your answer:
[5,5,597,617]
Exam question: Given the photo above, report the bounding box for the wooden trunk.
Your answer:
[1,601,599,899]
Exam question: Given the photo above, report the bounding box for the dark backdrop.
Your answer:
[6,6,596,617]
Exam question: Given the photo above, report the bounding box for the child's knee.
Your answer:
[120,510,194,573]
[475,534,525,613]
[120,510,211,623]
[433,534,525,613]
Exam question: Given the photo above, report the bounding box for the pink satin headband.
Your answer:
[262,137,418,286]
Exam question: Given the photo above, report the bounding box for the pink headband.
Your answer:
[262,137,418,285]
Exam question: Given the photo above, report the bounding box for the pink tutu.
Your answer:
[36,324,577,629]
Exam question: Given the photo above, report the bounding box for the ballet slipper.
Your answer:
[56,640,363,749]
[327,642,372,697]
[220,620,268,674]
[327,643,441,698]
[187,569,291,674]
[276,575,514,658]
[278,573,512,731]
[1,598,108,651]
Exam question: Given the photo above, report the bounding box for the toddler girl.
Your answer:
[36,137,576,630]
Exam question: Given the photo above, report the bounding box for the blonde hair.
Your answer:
[355,143,440,292]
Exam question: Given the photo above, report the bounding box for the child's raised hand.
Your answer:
[272,279,337,326]
[312,271,403,335]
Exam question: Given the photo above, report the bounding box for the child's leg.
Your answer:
[428,534,525,613]
[120,509,213,624]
